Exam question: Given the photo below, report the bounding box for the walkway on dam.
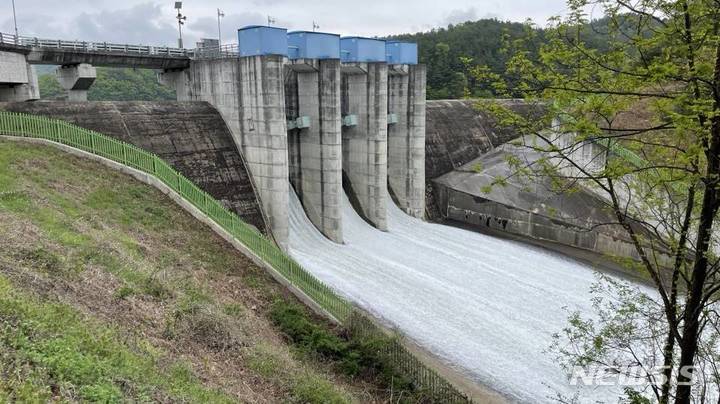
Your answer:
[288,188,632,403]
[0,31,235,69]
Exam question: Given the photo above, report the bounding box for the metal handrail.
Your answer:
[0,31,245,60]
[0,31,192,58]
[191,43,239,59]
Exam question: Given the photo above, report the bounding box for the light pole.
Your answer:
[11,0,19,39]
[217,8,224,45]
[174,2,187,48]
[267,16,275,26]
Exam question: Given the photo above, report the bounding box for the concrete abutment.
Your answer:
[0,51,39,102]
[160,56,289,249]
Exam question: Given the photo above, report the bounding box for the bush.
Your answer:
[269,300,422,400]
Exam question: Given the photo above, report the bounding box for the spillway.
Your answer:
[288,188,626,403]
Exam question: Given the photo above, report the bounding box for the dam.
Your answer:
[0,25,645,403]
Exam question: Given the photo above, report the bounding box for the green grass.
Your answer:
[0,275,234,403]
[0,141,368,402]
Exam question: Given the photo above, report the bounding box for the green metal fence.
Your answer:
[0,110,472,403]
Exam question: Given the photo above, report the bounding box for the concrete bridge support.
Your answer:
[160,56,290,249]
[56,64,97,101]
[387,64,426,219]
[341,62,388,230]
[285,59,343,243]
[0,51,39,102]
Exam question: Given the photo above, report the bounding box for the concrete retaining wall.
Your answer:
[424,99,542,220]
[435,184,667,266]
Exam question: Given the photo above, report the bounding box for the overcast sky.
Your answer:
[1,0,577,47]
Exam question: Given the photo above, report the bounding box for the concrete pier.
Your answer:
[0,51,39,102]
[56,63,97,101]
[341,62,388,230]
[238,55,289,248]
[161,56,290,249]
[286,59,343,243]
[387,64,426,218]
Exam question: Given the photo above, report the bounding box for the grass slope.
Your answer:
[0,141,400,403]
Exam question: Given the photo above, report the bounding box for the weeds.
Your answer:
[270,300,421,400]
[0,275,233,403]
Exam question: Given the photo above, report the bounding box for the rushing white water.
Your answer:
[288,189,627,403]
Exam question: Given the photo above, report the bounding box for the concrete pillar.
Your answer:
[341,62,388,230]
[286,59,343,243]
[237,55,289,249]
[159,57,289,249]
[0,51,39,102]
[56,63,96,101]
[387,64,426,218]
[158,68,191,100]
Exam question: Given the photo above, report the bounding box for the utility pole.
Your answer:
[267,16,276,26]
[312,21,319,32]
[174,2,187,48]
[217,8,224,45]
[11,0,19,39]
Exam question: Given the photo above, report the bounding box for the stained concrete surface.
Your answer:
[424,99,544,220]
[433,138,667,264]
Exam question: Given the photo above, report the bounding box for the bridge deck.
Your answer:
[0,32,237,69]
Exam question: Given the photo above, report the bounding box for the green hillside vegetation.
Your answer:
[38,67,175,101]
[0,141,422,402]
[391,18,614,99]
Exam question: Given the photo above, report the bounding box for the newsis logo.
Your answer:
[569,366,698,387]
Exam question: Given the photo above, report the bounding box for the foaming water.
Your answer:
[288,189,625,403]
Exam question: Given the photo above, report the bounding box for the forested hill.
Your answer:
[38,68,176,101]
[392,18,611,100]
[391,19,538,99]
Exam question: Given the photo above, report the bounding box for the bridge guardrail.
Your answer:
[192,43,239,59]
[0,31,191,58]
[0,31,242,59]
[0,111,472,403]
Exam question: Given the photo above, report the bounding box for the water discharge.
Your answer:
[288,189,625,402]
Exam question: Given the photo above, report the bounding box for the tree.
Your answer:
[472,1,720,402]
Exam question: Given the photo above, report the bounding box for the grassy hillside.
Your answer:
[0,141,418,402]
[38,68,176,101]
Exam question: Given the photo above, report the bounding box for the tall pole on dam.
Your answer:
[11,0,19,38]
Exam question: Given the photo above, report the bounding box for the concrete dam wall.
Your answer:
[424,99,540,220]
[0,101,268,235]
